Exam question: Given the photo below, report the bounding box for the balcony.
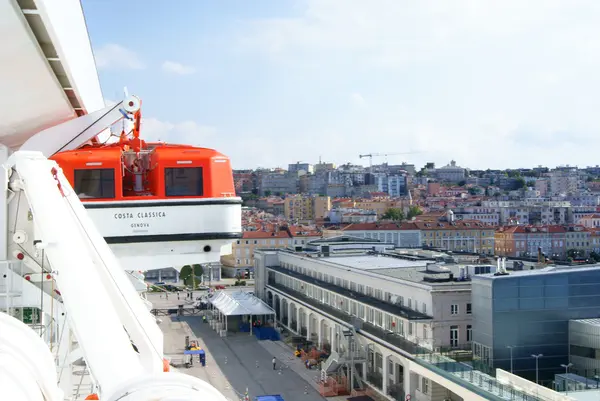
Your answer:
[267,280,422,357]
[268,280,550,401]
[267,265,432,321]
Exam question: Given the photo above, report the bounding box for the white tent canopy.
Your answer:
[210,291,275,316]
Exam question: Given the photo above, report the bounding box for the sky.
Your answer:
[82,0,600,171]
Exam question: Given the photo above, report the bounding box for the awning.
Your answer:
[210,291,275,316]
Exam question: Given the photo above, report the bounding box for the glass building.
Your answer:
[471,265,600,384]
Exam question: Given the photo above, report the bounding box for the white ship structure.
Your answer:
[0,1,240,400]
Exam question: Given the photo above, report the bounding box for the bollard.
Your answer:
[278,366,282,375]
[225,356,228,364]
[304,385,308,394]
[256,360,259,369]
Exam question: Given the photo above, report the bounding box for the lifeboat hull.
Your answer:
[83,198,242,271]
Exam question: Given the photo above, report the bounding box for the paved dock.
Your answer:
[170,315,327,401]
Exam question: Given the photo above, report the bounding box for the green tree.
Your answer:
[180,265,193,285]
[457,180,466,187]
[264,190,272,197]
[407,205,423,219]
[180,264,204,286]
[515,177,526,189]
[192,264,204,278]
[382,208,404,221]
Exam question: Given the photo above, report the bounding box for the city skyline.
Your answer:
[84,0,600,170]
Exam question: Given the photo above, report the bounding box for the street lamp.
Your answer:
[506,346,514,373]
[561,363,573,395]
[531,354,543,384]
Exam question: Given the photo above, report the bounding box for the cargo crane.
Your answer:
[359,152,420,170]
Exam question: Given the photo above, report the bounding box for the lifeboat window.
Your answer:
[165,167,203,196]
[74,169,115,199]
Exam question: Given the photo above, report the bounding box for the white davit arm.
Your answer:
[6,151,228,401]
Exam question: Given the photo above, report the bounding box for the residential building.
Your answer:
[373,174,408,196]
[288,163,313,175]
[433,161,467,182]
[578,214,600,229]
[481,199,572,225]
[452,206,500,226]
[233,170,254,194]
[494,225,567,259]
[283,195,331,222]
[414,211,495,254]
[354,199,412,218]
[471,266,600,384]
[548,168,579,195]
[326,208,378,224]
[260,171,298,195]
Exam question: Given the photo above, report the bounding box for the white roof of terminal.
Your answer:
[475,264,600,280]
[322,255,429,270]
[573,318,600,326]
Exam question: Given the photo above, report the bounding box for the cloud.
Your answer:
[227,0,600,169]
[162,61,196,75]
[141,118,216,145]
[95,44,145,70]
[350,93,366,107]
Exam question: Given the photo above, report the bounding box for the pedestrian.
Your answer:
[272,357,276,370]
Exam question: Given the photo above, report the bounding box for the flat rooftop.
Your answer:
[317,254,474,287]
[322,255,429,270]
[474,264,600,281]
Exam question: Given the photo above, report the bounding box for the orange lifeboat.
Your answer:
[50,96,242,271]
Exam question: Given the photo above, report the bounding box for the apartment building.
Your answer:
[259,171,298,195]
[548,169,579,195]
[255,236,479,400]
[578,214,600,229]
[326,208,378,224]
[354,199,412,218]
[283,195,331,222]
[452,206,500,226]
[414,212,495,254]
[481,199,572,225]
[433,160,467,182]
[494,224,591,259]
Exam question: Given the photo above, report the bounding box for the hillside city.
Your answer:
[159,158,600,399]
[226,159,600,274]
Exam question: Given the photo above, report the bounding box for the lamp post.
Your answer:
[561,363,573,395]
[506,346,514,373]
[531,354,543,384]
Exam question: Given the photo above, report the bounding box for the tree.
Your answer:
[457,180,466,187]
[264,190,272,197]
[407,205,423,219]
[515,177,526,189]
[180,265,193,285]
[180,264,204,286]
[382,208,404,221]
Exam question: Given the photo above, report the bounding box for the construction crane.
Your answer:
[359,152,419,170]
